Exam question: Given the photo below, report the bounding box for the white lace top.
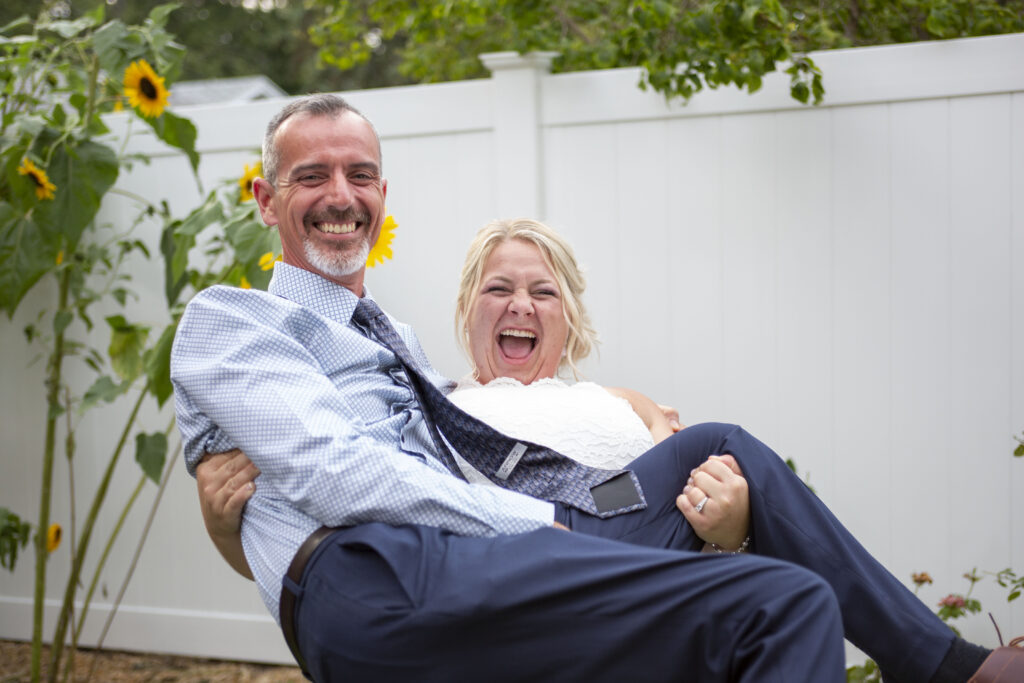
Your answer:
[448,376,655,485]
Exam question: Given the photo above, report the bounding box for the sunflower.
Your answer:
[123,59,169,119]
[17,157,57,200]
[46,523,62,553]
[258,251,282,271]
[239,162,261,202]
[367,215,397,268]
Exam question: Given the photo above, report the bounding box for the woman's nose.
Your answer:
[508,291,533,316]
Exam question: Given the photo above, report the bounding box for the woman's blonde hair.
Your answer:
[454,218,598,379]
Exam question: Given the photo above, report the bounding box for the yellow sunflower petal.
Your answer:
[123,59,170,119]
[258,251,281,271]
[238,162,262,202]
[17,157,57,201]
[239,276,252,289]
[46,523,62,553]
[367,215,397,268]
[56,250,64,265]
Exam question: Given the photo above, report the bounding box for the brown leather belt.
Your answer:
[280,525,337,679]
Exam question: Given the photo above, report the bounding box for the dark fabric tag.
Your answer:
[590,472,643,513]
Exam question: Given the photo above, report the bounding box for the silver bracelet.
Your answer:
[711,536,751,554]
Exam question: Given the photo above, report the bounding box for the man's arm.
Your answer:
[173,289,555,537]
[196,450,257,580]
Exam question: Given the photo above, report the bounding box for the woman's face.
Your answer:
[467,239,569,385]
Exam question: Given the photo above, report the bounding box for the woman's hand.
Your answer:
[656,404,684,433]
[605,387,677,443]
[196,449,259,580]
[676,454,750,551]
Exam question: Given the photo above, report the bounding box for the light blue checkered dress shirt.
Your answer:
[171,263,555,619]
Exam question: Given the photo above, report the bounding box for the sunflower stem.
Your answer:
[46,384,149,682]
[30,268,71,683]
[85,438,180,683]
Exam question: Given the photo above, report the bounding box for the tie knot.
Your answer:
[353,297,385,327]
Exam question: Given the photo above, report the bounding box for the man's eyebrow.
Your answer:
[289,163,327,178]
[287,161,381,178]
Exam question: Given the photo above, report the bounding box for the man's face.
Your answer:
[254,111,387,293]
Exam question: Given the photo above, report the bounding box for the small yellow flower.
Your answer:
[123,59,170,119]
[366,215,397,268]
[239,162,261,202]
[258,252,282,271]
[17,158,57,200]
[239,276,251,289]
[46,523,61,553]
[112,97,124,113]
[56,250,64,265]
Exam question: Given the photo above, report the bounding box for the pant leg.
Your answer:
[292,522,845,683]
[562,422,955,683]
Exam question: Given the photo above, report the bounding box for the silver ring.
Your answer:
[695,496,709,513]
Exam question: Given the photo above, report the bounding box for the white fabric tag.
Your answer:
[496,442,528,480]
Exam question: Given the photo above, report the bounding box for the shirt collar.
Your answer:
[268,262,378,325]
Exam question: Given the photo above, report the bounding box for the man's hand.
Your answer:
[196,449,259,580]
[676,454,749,551]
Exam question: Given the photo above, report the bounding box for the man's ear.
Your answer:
[253,177,278,227]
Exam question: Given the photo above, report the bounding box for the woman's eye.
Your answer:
[486,286,510,294]
[535,290,557,297]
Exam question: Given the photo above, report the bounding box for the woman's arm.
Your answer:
[195,450,259,580]
[604,386,676,444]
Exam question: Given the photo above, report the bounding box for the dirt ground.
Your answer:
[0,640,304,683]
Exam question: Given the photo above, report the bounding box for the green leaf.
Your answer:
[39,15,98,39]
[0,507,32,572]
[53,310,72,336]
[91,19,132,75]
[144,321,178,407]
[0,205,55,318]
[106,315,150,382]
[147,110,200,174]
[33,140,119,253]
[81,375,127,411]
[134,431,167,484]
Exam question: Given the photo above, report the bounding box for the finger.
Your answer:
[716,453,744,476]
[224,480,255,515]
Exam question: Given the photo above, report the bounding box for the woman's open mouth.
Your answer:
[497,329,536,360]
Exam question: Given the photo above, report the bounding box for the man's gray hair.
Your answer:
[261,93,381,187]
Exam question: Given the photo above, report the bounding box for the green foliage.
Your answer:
[1,507,31,571]
[0,6,277,680]
[1014,432,1023,458]
[134,431,167,484]
[308,0,1024,105]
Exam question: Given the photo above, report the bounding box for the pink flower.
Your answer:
[938,594,966,609]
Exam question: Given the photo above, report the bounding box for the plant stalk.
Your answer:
[46,384,149,682]
[31,268,71,683]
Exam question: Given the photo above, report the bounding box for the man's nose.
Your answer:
[324,174,354,207]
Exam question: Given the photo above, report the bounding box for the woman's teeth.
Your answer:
[500,329,536,339]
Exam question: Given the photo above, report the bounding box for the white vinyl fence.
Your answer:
[2,33,1022,666]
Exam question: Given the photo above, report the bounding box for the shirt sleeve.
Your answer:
[171,290,555,537]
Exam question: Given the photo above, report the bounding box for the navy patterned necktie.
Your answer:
[352,297,646,518]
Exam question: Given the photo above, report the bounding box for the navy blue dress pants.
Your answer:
[289,423,953,682]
